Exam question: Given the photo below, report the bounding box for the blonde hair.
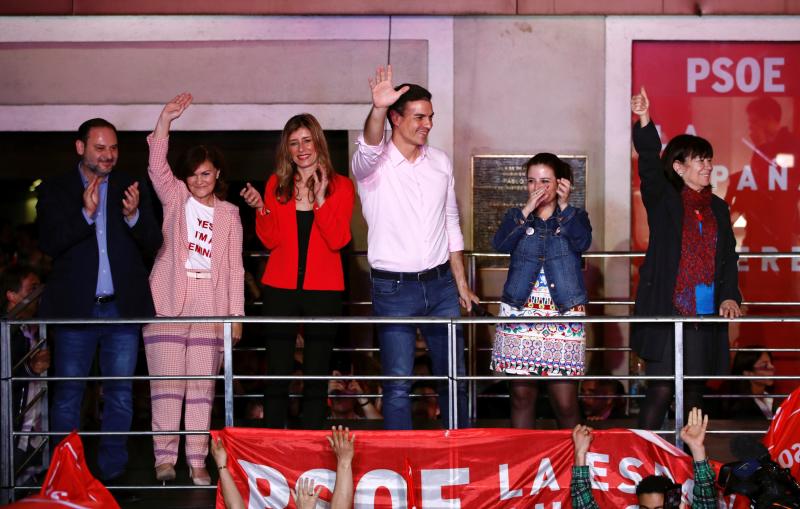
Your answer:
[274,113,335,203]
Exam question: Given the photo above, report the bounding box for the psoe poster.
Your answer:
[632,41,800,396]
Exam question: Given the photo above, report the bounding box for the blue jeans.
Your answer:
[371,268,468,430]
[51,302,140,478]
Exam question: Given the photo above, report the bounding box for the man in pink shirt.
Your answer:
[352,65,478,429]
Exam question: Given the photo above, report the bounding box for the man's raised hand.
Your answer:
[368,65,410,110]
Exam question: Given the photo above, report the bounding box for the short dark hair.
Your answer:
[175,145,229,200]
[661,134,714,191]
[524,153,573,183]
[388,84,432,129]
[1,265,35,311]
[77,118,117,144]
[636,475,674,496]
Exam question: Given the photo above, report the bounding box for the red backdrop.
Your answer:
[631,41,800,394]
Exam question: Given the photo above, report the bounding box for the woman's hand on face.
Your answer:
[719,299,742,318]
[521,187,546,217]
[240,183,265,210]
[630,86,650,126]
[556,178,571,210]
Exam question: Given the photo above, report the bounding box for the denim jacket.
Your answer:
[493,205,592,311]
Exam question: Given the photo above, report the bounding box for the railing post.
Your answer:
[448,320,458,429]
[674,321,684,448]
[466,254,477,421]
[1,319,13,503]
[223,321,234,428]
[40,323,50,473]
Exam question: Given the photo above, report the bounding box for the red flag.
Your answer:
[764,385,800,482]
[6,432,119,509]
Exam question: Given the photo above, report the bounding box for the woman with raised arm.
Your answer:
[491,153,592,429]
[631,87,742,430]
[240,114,354,430]
[144,92,245,485]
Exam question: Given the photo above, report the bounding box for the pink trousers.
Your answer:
[143,276,221,468]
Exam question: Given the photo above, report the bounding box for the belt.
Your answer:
[371,261,450,282]
[94,294,115,304]
[187,271,212,279]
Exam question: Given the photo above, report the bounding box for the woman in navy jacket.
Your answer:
[631,88,742,430]
[492,153,592,429]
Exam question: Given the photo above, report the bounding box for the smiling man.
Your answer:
[351,66,479,430]
[37,118,161,480]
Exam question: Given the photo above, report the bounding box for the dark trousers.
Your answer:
[262,285,341,429]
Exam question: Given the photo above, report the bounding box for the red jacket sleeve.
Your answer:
[255,175,281,250]
[313,174,355,251]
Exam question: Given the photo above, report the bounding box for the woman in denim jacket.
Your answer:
[492,153,592,429]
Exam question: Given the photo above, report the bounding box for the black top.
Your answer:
[296,210,314,288]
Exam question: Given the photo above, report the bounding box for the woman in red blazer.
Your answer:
[241,113,355,429]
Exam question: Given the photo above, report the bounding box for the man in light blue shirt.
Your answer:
[38,118,161,480]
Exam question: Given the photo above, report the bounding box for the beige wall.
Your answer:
[453,17,606,251]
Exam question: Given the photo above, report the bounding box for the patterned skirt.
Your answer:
[491,269,586,376]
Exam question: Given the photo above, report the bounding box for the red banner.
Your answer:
[6,432,119,509]
[764,385,800,481]
[211,427,750,508]
[632,41,800,393]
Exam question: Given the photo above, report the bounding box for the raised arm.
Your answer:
[364,65,409,145]
[210,436,245,509]
[352,66,410,181]
[570,425,601,509]
[148,93,193,203]
[153,92,192,140]
[631,87,668,206]
[680,408,718,508]
[328,426,355,509]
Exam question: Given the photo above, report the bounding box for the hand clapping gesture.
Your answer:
[368,65,410,110]
[631,86,650,127]
[155,92,193,139]
[122,181,140,221]
[82,174,104,218]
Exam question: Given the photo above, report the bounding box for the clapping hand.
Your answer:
[122,181,140,220]
[312,168,329,207]
[82,174,104,218]
[631,86,650,126]
[368,65,410,110]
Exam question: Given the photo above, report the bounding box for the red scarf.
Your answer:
[673,187,717,316]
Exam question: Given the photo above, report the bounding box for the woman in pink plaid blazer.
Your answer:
[143,93,245,485]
